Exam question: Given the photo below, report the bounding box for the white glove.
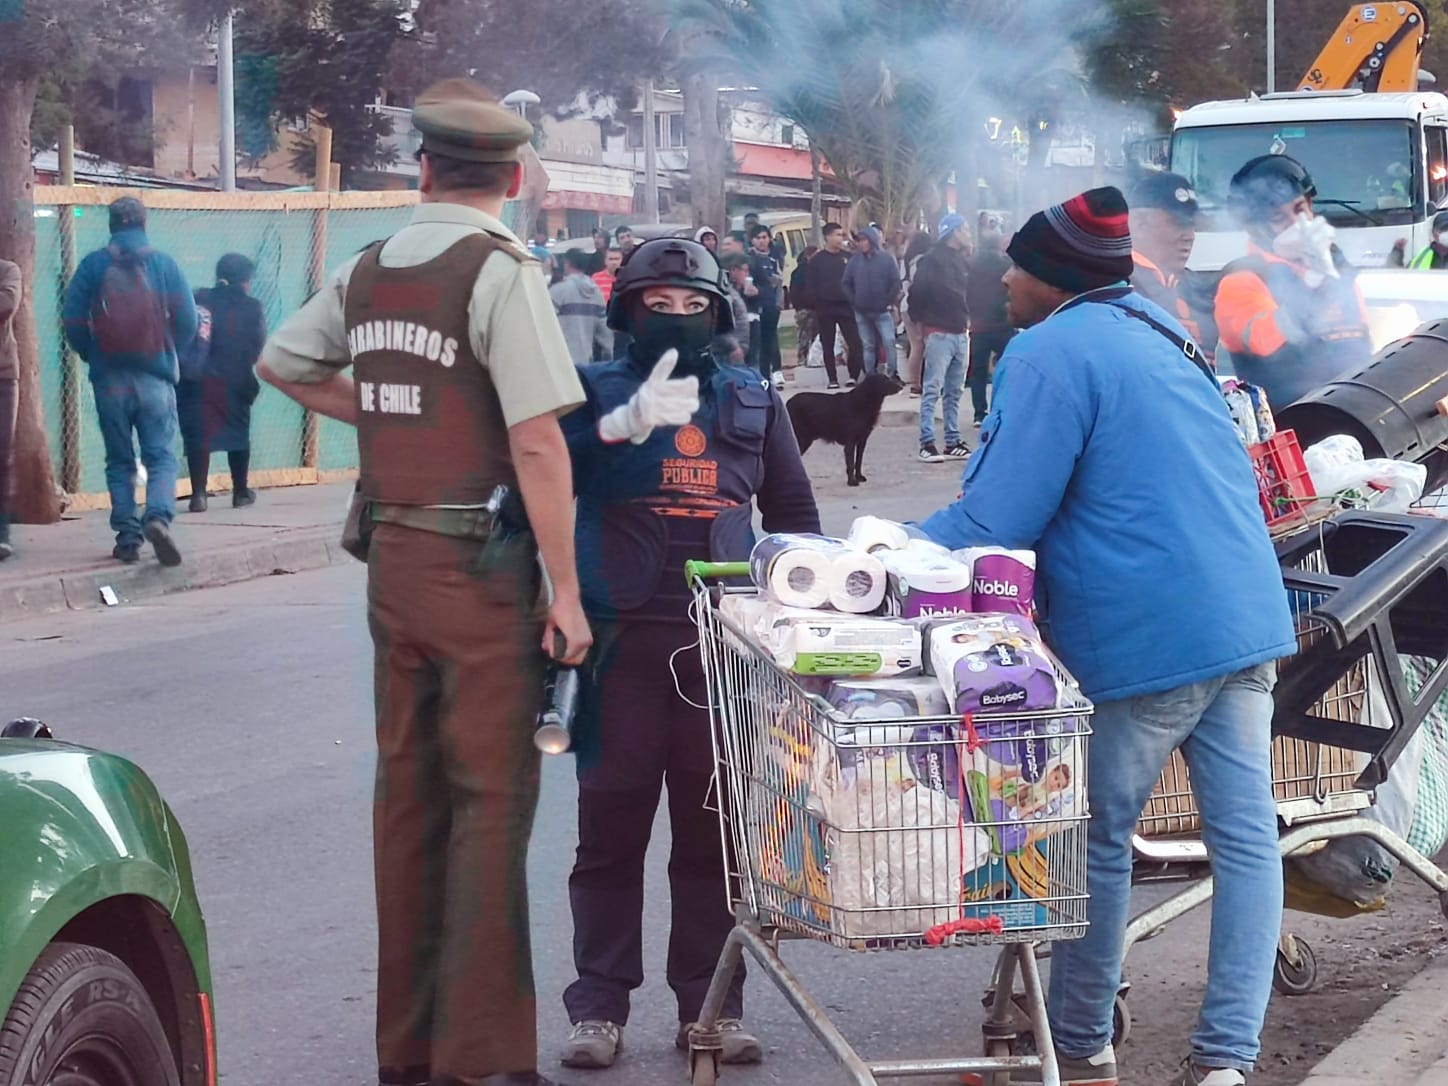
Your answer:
[1274,213,1339,288]
[597,349,701,445]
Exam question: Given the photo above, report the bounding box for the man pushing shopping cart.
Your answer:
[913,187,1297,1086]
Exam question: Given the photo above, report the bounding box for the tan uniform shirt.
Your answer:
[261,203,583,428]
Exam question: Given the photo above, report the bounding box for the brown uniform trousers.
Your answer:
[367,520,546,1085]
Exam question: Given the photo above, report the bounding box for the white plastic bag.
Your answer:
[1303,435,1426,513]
[1303,435,1365,495]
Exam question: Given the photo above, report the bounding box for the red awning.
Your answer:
[542,189,633,214]
[733,143,835,181]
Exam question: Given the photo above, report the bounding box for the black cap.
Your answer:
[607,238,733,334]
[108,196,147,233]
[1432,209,1448,233]
[1129,172,1200,220]
[1229,155,1317,218]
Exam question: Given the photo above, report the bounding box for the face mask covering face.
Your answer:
[1273,213,1339,288]
[633,310,716,370]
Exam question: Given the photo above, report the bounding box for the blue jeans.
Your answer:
[920,332,967,449]
[1049,662,1282,1072]
[854,311,897,375]
[92,370,179,547]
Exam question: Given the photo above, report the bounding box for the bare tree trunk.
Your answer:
[810,144,823,246]
[681,69,726,232]
[0,76,61,524]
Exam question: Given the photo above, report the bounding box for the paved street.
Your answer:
[3,425,1447,1086]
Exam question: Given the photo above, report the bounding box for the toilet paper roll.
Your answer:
[750,534,837,609]
[847,515,911,555]
[829,549,888,614]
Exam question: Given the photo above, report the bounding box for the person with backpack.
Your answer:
[179,254,268,513]
[62,197,197,566]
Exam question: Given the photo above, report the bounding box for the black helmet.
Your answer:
[1228,155,1317,219]
[607,237,733,334]
[1432,208,1448,234]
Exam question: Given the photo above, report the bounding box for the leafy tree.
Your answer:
[399,0,666,112]
[236,0,409,184]
[0,0,243,522]
[675,0,1110,231]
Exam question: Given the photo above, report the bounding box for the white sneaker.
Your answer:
[1173,1062,1245,1086]
[561,1020,622,1068]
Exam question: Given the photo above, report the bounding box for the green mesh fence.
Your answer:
[30,190,434,501]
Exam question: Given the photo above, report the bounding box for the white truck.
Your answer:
[1170,90,1448,271]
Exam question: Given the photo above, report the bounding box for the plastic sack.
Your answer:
[806,336,845,369]
[1303,435,1427,513]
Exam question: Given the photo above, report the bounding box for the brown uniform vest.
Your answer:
[344,234,516,507]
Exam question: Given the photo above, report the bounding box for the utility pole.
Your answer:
[643,79,660,223]
[1267,0,1277,94]
[218,11,237,190]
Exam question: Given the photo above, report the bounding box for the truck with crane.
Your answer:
[1170,1,1448,270]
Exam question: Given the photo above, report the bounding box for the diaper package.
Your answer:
[954,548,1037,616]
[926,614,1057,713]
[751,533,888,614]
[879,549,974,621]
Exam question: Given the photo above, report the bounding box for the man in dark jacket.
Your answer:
[803,223,864,387]
[0,258,18,560]
[907,213,972,462]
[748,225,785,388]
[842,225,901,377]
[965,228,1015,425]
[62,197,197,567]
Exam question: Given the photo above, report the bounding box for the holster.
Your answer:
[340,484,375,563]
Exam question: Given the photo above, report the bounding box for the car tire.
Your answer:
[0,941,180,1086]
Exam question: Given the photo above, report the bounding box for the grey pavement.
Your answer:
[5,427,1448,1085]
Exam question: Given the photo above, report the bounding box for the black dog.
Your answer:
[786,372,905,486]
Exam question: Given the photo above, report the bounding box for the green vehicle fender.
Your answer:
[0,742,212,1014]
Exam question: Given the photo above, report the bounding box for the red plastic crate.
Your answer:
[1250,430,1316,531]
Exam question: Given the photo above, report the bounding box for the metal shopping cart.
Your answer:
[684,562,1095,1086]
[988,510,1448,1053]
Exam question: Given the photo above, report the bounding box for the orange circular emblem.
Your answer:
[675,424,708,457]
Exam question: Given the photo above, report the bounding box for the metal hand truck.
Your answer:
[684,562,1094,1086]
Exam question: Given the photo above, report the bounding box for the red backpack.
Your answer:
[91,245,169,358]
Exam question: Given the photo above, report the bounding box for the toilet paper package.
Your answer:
[750,533,888,614]
[879,550,974,620]
[847,515,911,555]
[954,548,1037,616]
[722,595,923,677]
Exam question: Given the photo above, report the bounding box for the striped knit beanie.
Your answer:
[1007,187,1134,294]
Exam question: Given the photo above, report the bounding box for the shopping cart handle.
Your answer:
[684,560,751,586]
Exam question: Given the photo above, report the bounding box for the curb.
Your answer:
[1297,954,1448,1085]
[0,527,354,626]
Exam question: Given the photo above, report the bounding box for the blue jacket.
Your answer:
[564,347,821,621]
[841,227,902,315]
[920,290,1296,702]
[62,229,198,384]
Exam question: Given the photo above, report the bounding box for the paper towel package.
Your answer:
[880,550,974,620]
[847,515,911,555]
[750,533,888,614]
[955,547,1037,616]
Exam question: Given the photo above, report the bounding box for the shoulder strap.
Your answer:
[1104,300,1216,385]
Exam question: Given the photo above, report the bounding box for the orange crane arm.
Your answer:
[1299,1,1432,92]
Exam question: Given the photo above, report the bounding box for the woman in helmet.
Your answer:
[557,238,819,1072]
[1214,154,1372,409]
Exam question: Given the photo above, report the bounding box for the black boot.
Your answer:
[229,450,256,507]
[0,514,12,561]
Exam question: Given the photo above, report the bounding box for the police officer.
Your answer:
[558,238,820,1071]
[1128,171,1218,361]
[1215,155,1372,409]
[257,78,591,1086]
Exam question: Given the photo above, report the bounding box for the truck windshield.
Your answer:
[1171,119,1418,228]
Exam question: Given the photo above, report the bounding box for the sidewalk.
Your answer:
[1298,953,1448,1085]
[0,482,356,625]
